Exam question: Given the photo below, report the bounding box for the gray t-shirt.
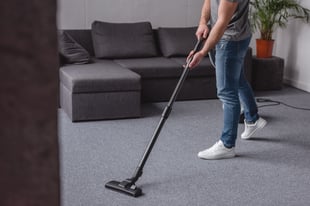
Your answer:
[210,0,251,41]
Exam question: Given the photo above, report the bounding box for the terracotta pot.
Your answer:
[256,39,274,58]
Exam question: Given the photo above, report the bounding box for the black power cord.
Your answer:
[239,97,310,123]
[256,98,310,111]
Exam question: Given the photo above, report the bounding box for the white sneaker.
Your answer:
[241,117,267,140]
[197,140,236,160]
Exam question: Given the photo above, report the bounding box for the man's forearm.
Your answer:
[199,0,211,25]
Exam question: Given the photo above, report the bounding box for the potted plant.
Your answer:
[250,0,310,58]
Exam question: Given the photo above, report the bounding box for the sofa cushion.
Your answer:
[170,57,215,77]
[115,57,215,79]
[157,27,197,57]
[59,60,140,93]
[91,21,158,59]
[58,31,91,64]
[114,57,183,78]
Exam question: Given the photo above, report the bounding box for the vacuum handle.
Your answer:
[193,38,205,53]
[130,38,205,185]
[168,38,204,105]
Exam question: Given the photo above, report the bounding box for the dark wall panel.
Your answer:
[0,0,60,205]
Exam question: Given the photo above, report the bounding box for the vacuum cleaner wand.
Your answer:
[105,39,205,197]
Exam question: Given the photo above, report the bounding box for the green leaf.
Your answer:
[249,0,310,40]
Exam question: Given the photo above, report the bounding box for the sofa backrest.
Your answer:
[61,27,198,58]
[62,29,164,57]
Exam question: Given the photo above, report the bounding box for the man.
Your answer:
[187,0,267,160]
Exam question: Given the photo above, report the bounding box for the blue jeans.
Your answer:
[215,36,258,148]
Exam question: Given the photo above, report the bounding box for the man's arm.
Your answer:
[200,0,238,55]
[196,0,211,39]
[189,0,239,68]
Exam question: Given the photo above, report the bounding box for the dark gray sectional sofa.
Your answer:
[59,21,252,122]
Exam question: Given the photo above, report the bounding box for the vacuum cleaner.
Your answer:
[105,39,205,197]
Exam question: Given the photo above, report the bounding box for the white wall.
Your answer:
[57,0,203,29]
[273,0,310,92]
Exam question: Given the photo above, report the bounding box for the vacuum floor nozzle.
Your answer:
[105,180,142,197]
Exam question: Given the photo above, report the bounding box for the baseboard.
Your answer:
[283,77,310,93]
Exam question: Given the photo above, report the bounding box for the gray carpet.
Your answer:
[59,86,310,206]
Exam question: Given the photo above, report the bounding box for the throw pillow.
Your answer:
[157,27,197,57]
[58,31,91,64]
[91,21,158,59]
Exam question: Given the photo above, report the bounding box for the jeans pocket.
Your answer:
[216,39,229,51]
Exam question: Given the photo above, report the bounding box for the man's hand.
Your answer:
[196,24,209,40]
[186,24,209,70]
[186,51,205,69]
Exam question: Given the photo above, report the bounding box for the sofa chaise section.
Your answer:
[59,60,141,121]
